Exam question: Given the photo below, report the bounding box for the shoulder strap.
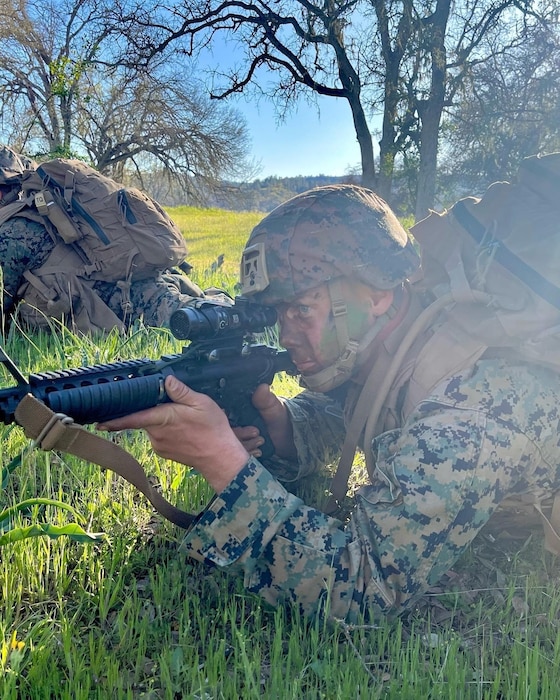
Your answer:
[325,290,491,514]
[453,199,560,311]
[0,198,32,226]
[14,394,195,530]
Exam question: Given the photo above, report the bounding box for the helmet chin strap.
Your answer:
[300,278,396,393]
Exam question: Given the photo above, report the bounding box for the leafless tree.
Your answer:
[112,0,380,189]
[111,0,546,217]
[0,0,253,199]
[75,66,253,199]
[364,0,550,218]
[442,11,560,194]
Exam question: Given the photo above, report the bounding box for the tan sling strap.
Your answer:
[325,350,393,514]
[325,291,490,514]
[14,394,196,529]
[531,495,560,556]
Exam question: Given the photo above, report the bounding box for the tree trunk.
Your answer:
[354,110,377,190]
[378,67,401,202]
[415,103,440,220]
[374,0,414,204]
[345,78,377,189]
[414,0,451,221]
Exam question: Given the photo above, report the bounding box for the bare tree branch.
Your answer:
[0,0,254,201]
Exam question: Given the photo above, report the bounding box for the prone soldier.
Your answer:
[96,183,560,622]
[0,145,203,332]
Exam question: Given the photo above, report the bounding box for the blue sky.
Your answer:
[193,34,372,179]
[194,36,370,180]
[235,94,364,179]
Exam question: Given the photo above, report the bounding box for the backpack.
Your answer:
[10,158,189,282]
[410,152,560,553]
[14,242,128,334]
[410,152,560,373]
[0,158,193,333]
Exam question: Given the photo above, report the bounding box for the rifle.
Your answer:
[0,297,297,528]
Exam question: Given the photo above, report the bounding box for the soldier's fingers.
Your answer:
[251,383,283,414]
[233,426,265,455]
[164,375,197,404]
[233,425,261,439]
[97,409,160,431]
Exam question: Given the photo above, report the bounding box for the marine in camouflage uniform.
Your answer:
[101,184,560,623]
[0,145,203,330]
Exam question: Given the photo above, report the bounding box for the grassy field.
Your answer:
[1,206,560,698]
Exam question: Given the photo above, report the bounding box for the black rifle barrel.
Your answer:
[0,347,296,459]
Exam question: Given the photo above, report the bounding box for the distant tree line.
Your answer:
[145,174,357,213]
[218,175,358,213]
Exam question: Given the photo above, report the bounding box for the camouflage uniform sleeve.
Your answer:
[103,274,203,328]
[182,360,559,622]
[0,218,51,313]
[263,390,346,483]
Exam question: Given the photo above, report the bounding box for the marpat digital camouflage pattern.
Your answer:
[183,356,560,621]
[241,184,420,305]
[0,218,54,315]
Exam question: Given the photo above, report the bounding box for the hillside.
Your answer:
[210,174,359,212]
[149,174,359,213]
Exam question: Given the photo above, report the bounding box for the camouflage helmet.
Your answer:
[240,184,420,304]
[0,146,27,185]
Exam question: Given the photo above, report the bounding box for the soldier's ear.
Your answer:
[369,288,394,317]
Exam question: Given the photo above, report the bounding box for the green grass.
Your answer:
[1,206,560,698]
[172,206,264,292]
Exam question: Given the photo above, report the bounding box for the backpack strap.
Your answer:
[22,269,61,303]
[0,199,30,226]
[63,169,75,208]
[453,199,560,311]
[14,394,196,530]
[325,291,489,513]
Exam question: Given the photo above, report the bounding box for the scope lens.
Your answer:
[169,300,277,341]
[169,307,214,340]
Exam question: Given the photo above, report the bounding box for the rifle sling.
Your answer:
[14,394,196,530]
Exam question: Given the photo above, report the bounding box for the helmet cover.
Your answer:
[240,184,420,304]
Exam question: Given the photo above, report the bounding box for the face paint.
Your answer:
[278,278,392,384]
[344,301,373,340]
[317,312,340,365]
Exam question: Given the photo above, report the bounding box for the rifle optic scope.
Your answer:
[169,297,277,341]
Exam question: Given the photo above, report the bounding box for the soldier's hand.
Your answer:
[233,384,297,460]
[98,375,248,493]
[233,425,266,458]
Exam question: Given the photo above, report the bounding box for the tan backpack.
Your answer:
[410,153,560,552]
[411,152,560,373]
[14,243,127,334]
[0,158,191,332]
[12,158,189,282]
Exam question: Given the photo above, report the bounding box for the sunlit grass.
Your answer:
[0,205,559,698]
[171,206,264,292]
